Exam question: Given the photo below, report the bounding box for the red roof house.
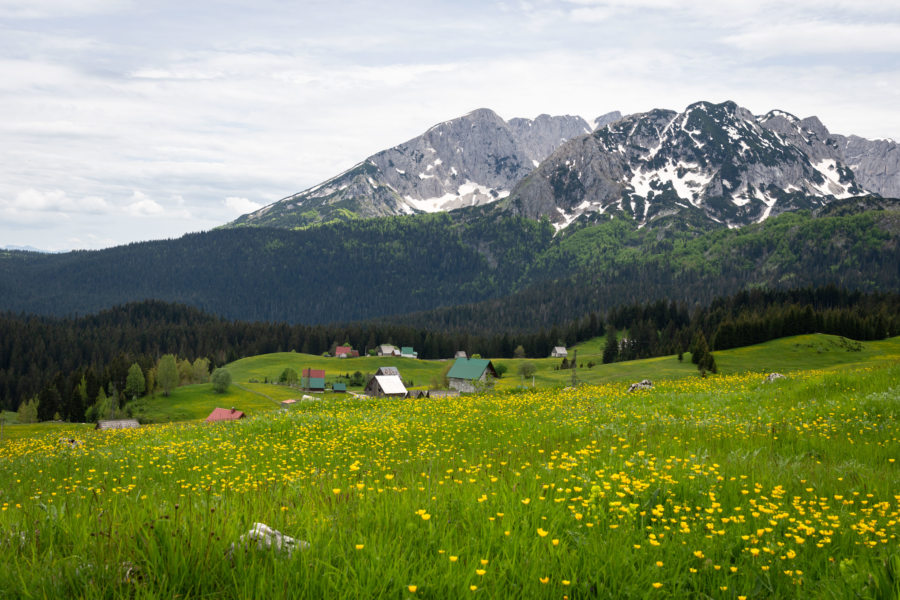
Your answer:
[205,407,245,423]
[302,369,325,379]
[335,346,359,358]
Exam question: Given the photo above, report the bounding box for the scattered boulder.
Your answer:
[628,379,653,392]
[229,523,308,558]
[765,373,786,383]
[301,395,318,402]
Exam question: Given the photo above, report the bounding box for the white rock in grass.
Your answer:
[231,523,308,557]
[627,379,653,392]
[765,373,786,383]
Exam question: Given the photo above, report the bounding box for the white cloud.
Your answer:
[0,189,110,215]
[124,193,165,217]
[224,196,263,215]
[0,0,897,250]
[0,0,130,19]
[722,22,900,55]
[122,191,193,219]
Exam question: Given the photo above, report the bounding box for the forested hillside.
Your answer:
[0,198,897,325]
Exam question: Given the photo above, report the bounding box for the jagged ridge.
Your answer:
[228,109,613,229]
[504,100,899,228]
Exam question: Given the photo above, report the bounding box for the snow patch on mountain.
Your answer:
[404,181,508,213]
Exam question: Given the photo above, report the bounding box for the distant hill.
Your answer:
[1,197,897,325]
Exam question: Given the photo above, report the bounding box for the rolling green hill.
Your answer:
[91,333,899,425]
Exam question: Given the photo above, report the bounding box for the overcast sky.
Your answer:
[1,0,898,251]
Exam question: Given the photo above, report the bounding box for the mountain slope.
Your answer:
[1,199,897,325]
[228,108,606,229]
[503,100,898,228]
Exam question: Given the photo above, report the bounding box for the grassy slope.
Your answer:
[147,333,900,422]
[1,355,898,597]
[3,334,897,435]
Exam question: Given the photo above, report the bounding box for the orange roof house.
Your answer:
[205,407,245,423]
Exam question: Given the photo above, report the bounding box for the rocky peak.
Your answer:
[592,111,623,130]
[504,100,881,229]
[227,107,609,229]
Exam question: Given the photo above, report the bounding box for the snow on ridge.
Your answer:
[403,180,508,213]
[812,158,853,199]
[627,160,711,207]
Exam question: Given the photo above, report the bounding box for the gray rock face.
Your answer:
[835,135,900,198]
[593,111,623,130]
[504,100,896,228]
[229,108,595,228]
[229,101,899,231]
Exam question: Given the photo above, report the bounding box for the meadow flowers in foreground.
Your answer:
[0,365,898,597]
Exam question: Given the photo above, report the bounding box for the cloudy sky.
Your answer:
[1,0,898,251]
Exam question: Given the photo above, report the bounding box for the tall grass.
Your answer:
[1,363,898,598]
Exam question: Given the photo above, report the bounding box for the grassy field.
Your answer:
[0,337,898,598]
[2,334,897,431]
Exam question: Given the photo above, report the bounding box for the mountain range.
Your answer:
[228,100,899,230]
[227,109,621,228]
[1,100,898,328]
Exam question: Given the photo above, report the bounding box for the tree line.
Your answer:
[2,286,897,422]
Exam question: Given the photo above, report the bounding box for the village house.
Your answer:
[332,382,347,393]
[364,375,408,398]
[400,346,418,358]
[205,407,245,423]
[446,358,498,393]
[454,350,468,359]
[302,368,325,392]
[374,366,400,377]
[335,345,359,358]
[377,344,400,357]
[551,346,568,358]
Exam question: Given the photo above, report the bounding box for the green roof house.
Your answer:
[400,346,418,358]
[332,382,347,393]
[446,358,498,393]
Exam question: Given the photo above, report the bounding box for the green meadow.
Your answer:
[120,334,900,424]
[1,335,898,598]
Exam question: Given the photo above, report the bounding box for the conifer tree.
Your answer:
[602,325,618,364]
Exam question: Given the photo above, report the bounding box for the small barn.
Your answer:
[377,344,400,357]
[454,350,468,359]
[400,347,418,358]
[280,399,297,409]
[364,375,408,398]
[205,407,245,423]
[447,358,498,393]
[96,419,140,430]
[335,346,359,358]
[375,366,400,377]
[407,389,427,399]
[551,346,568,358]
[302,368,326,392]
[332,382,347,393]
[428,390,461,399]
